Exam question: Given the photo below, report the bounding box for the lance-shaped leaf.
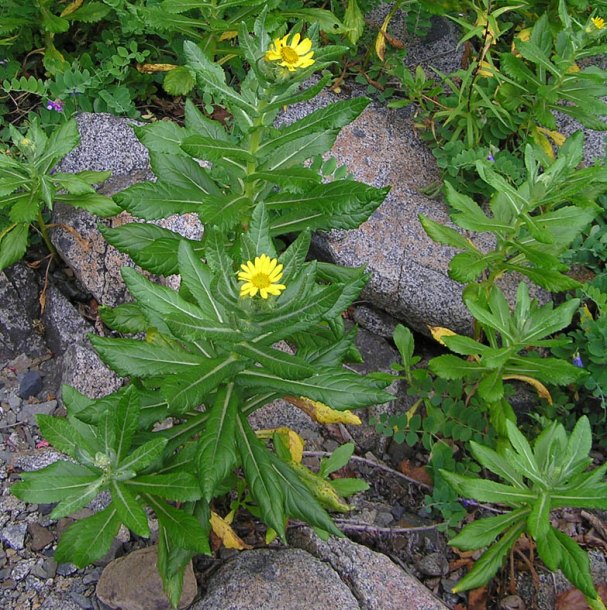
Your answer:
[114,181,206,220]
[50,480,104,520]
[233,343,315,380]
[247,203,275,258]
[197,383,240,501]
[449,508,529,551]
[178,241,225,323]
[157,521,196,609]
[134,121,193,157]
[91,336,205,377]
[161,356,244,412]
[181,135,255,164]
[469,442,524,488]
[452,522,526,592]
[257,97,370,157]
[99,303,149,334]
[126,473,202,501]
[184,98,228,141]
[36,414,86,459]
[551,486,607,510]
[117,437,168,474]
[111,481,150,537]
[113,385,140,462]
[268,454,343,537]
[148,149,220,196]
[441,471,536,506]
[236,413,286,538]
[237,368,392,410]
[145,495,210,553]
[12,460,100,504]
[527,491,550,540]
[165,314,241,345]
[55,504,122,568]
[184,41,257,116]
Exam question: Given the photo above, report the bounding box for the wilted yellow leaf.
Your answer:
[136,63,178,73]
[60,0,83,17]
[210,512,251,550]
[219,30,238,41]
[290,462,352,512]
[429,326,457,347]
[502,374,553,405]
[286,396,362,425]
[536,125,566,147]
[256,427,305,463]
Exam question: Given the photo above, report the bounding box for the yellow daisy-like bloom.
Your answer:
[592,16,606,30]
[238,254,286,299]
[264,33,315,72]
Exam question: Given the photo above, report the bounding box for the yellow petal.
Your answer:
[210,512,251,549]
[286,396,362,425]
[291,33,301,47]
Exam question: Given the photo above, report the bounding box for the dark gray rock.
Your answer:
[191,548,359,610]
[0,522,28,551]
[0,269,47,361]
[42,285,94,355]
[18,370,43,399]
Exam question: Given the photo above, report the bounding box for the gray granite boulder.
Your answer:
[191,548,360,610]
[289,527,449,610]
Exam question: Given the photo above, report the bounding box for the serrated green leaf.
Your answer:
[442,471,535,505]
[36,414,82,458]
[126,473,202,501]
[55,504,121,568]
[419,214,476,251]
[113,385,140,461]
[55,192,121,217]
[552,527,598,600]
[197,383,239,501]
[233,343,315,380]
[99,303,149,334]
[163,66,196,96]
[0,223,29,271]
[111,481,150,537]
[118,437,168,473]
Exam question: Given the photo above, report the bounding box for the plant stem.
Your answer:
[37,211,58,261]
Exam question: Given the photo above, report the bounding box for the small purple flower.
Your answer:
[572,352,584,368]
[459,498,478,509]
[46,99,64,112]
[486,154,495,162]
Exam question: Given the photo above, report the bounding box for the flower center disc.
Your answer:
[281,47,299,64]
[251,273,271,289]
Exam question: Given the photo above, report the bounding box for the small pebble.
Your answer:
[18,371,43,399]
[56,562,78,577]
[418,552,449,577]
[1,522,28,550]
[69,592,94,610]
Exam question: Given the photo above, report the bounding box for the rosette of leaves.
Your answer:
[420,133,606,293]
[429,282,584,436]
[107,21,389,274]
[13,225,392,606]
[443,416,607,610]
[0,118,120,270]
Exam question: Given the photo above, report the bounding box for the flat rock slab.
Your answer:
[191,548,360,610]
[289,528,449,610]
[96,545,197,610]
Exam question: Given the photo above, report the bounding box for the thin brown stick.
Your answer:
[331,520,440,534]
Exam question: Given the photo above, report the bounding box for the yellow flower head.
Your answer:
[264,33,315,72]
[592,16,605,30]
[238,254,286,299]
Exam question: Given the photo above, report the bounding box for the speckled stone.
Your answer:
[289,527,448,610]
[191,548,359,610]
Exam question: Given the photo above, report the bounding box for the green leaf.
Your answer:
[551,486,607,509]
[429,355,486,379]
[442,471,536,505]
[419,214,475,251]
[54,192,121,217]
[247,203,275,258]
[55,504,121,568]
[50,481,104,519]
[113,385,140,461]
[0,223,29,271]
[111,481,150,537]
[236,413,286,538]
[126,473,202,501]
[552,527,598,601]
[163,66,196,96]
[67,2,112,23]
[330,477,369,496]
[181,134,255,164]
[184,98,228,141]
[469,442,524,488]
[135,122,192,158]
[527,491,550,540]
[38,119,79,173]
[36,414,82,458]
[157,523,196,609]
[146,495,210,553]
[237,367,392,410]
[99,303,149,334]
[118,438,168,473]
[268,454,343,538]
[344,0,365,44]
[161,356,243,413]
[90,336,205,377]
[233,343,315,380]
[197,383,239,501]
[12,461,99,504]
[183,41,257,116]
[319,443,355,478]
[449,508,529,551]
[165,315,241,344]
[452,523,526,592]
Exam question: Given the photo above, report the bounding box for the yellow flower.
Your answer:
[264,33,315,72]
[238,254,286,299]
[592,16,605,30]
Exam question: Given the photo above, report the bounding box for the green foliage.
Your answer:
[0,118,118,269]
[444,416,607,610]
